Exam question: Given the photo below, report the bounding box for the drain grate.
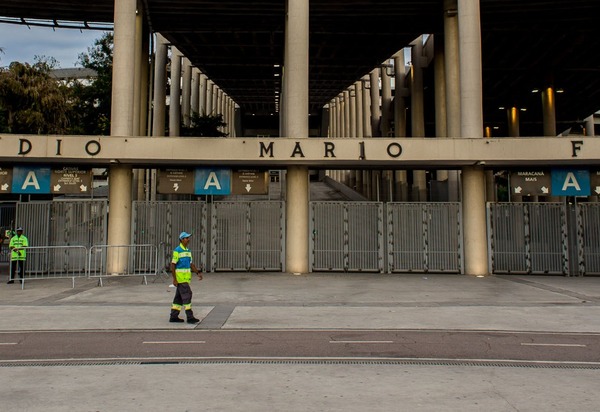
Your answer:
[1,358,599,369]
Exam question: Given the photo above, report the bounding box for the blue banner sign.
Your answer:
[12,166,51,194]
[551,168,590,196]
[194,168,231,195]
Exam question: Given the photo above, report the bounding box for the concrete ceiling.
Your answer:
[1,0,599,136]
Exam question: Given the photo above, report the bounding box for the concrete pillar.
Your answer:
[108,0,136,273]
[206,80,214,115]
[199,73,208,115]
[284,0,309,274]
[152,34,168,137]
[181,58,192,127]
[411,38,427,201]
[458,0,488,276]
[369,69,381,137]
[355,81,364,138]
[135,21,150,201]
[507,106,520,137]
[191,67,200,116]
[169,47,182,136]
[381,63,392,138]
[343,90,351,138]
[362,75,372,197]
[435,36,449,184]
[393,51,408,201]
[542,86,557,136]
[586,115,595,137]
[445,0,461,201]
[212,85,219,117]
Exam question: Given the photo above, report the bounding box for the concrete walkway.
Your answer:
[2,271,600,411]
[1,272,600,333]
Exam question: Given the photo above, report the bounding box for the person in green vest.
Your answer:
[169,231,203,323]
[8,227,28,284]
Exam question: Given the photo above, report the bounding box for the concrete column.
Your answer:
[191,68,200,116]
[362,76,372,197]
[152,34,168,137]
[355,81,364,138]
[393,51,408,201]
[411,38,427,201]
[542,86,557,136]
[181,58,192,127]
[199,73,207,115]
[343,90,351,137]
[445,0,461,201]
[108,0,136,273]
[586,115,595,137]
[335,96,343,137]
[169,47,182,136]
[134,20,150,201]
[507,106,520,137]
[381,63,392,138]
[206,80,214,115]
[212,85,219,117]
[435,36,449,184]
[369,69,381,137]
[329,100,336,137]
[459,0,488,276]
[284,0,309,274]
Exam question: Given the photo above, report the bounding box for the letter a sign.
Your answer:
[551,168,590,196]
[194,168,231,195]
[12,166,51,194]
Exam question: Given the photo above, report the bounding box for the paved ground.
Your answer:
[1,270,600,411]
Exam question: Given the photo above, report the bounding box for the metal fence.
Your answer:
[132,201,207,272]
[18,245,89,289]
[310,202,384,272]
[211,201,284,271]
[487,203,568,275]
[88,244,159,285]
[15,200,107,248]
[386,203,462,273]
[0,202,16,263]
[574,203,600,275]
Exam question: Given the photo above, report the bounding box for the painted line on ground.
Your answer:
[520,343,587,347]
[329,340,394,344]
[143,341,206,344]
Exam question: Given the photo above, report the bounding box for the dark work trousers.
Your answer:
[10,260,25,280]
[170,282,194,319]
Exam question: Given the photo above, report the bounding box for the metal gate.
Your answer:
[310,202,384,272]
[487,203,568,275]
[210,201,284,271]
[15,200,107,274]
[132,201,208,272]
[387,203,462,273]
[0,202,16,263]
[574,203,600,275]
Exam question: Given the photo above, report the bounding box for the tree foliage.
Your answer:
[69,32,113,135]
[180,111,228,137]
[0,57,71,134]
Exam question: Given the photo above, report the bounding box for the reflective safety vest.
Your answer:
[9,234,28,261]
[172,243,193,283]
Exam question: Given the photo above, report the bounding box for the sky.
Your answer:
[0,23,107,68]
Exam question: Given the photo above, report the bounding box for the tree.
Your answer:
[0,57,70,134]
[180,111,228,137]
[69,32,113,135]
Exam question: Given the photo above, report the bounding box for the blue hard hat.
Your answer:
[179,231,192,240]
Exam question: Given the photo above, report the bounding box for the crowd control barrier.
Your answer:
[88,244,159,286]
[17,245,89,289]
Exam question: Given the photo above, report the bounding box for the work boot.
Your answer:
[186,309,200,324]
[170,309,183,323]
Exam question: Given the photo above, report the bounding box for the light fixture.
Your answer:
[520,108,527,112]
[531,88,539,93]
